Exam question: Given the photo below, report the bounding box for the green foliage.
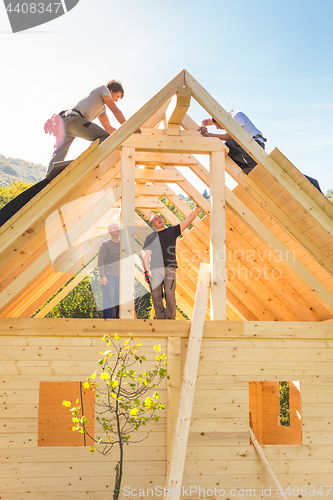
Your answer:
[0,153,46,187]
[134,279,152,319]
[279,381,290,427]
[41,268,103,318]
[325,190,333,204]
[63,333,168,499]
[0,180,33,209]
[63,333,167,450]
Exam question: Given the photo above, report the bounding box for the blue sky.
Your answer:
[1,0,333,192]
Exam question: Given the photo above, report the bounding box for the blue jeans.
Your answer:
[102,276,120,319]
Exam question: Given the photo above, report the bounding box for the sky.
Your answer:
[1,0,333,193]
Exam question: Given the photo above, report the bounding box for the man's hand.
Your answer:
[134,128,142,134]
[198,126,208,136]
[180,205,200,232]
[100,277,108,286]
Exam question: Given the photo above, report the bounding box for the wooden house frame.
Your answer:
[1,70,333,499]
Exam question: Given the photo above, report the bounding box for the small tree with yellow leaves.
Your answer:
[63,333,168,500]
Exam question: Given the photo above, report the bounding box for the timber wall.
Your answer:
[1,318,333,499]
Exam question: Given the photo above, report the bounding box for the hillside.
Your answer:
[0,154,46,186]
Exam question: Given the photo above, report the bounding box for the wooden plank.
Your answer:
[2,318,333,339]
[135,152,197,165]
[120,148,136,318]
[164,263,210,500]
[122,134,227,154]
[210,151,226,320]
[115,168,185,183]
[167,337,182,462]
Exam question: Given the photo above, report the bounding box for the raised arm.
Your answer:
[103,95,126,125]
[180,206,200,233]
[98,114,116,134]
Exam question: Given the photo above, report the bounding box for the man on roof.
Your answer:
[199,110,266,174]
[143,207,200,319]
[46,80,139,174]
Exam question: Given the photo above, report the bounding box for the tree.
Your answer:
[325,190,333,204]
[0,180,32,209]
[279,381,290,427]
[63,333,168,500]
[202,188,210,200]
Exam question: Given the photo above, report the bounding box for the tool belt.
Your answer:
[59,108,84,118]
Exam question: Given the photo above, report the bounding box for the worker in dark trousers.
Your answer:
[143,207,200,319]
[46,80,126,174]
[200,110,266,174]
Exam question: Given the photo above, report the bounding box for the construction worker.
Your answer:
[46,80,127,174]
[199,110,266,174]
[98,223,121,319]
[143,207,200,319]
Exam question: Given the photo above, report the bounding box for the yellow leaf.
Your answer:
[83,382,90,389]
[100,372,109,380]
[91,372,96,380]
[130,408,139,415]
[115,334,120,341]
[62,401,71,407]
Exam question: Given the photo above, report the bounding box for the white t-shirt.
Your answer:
[229,110,264,144]
[74,85,111,122]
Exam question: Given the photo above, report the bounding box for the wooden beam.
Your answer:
[183,69,333,238]
[120,148,136,318]
[0,70,186,258]
[141,99,172,129]
[34,263,95,318]
[135,152,197,166]
[115,168,185,183]
[167,337,182,462]
[210,151,226,320]
[249,427,288,500]
[122,134,227,154]
[226,187,333,314]
[166,86,192,136]
[225,156,333,279]
[0,185,122,312]
[3,317,333,338]
[164,263,210,500]
[135,184,174,197]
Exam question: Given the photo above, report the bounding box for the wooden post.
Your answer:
[164,263,210,500]
[209,151,226,320]
[120,147,135,318]
[167,337,182,463]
